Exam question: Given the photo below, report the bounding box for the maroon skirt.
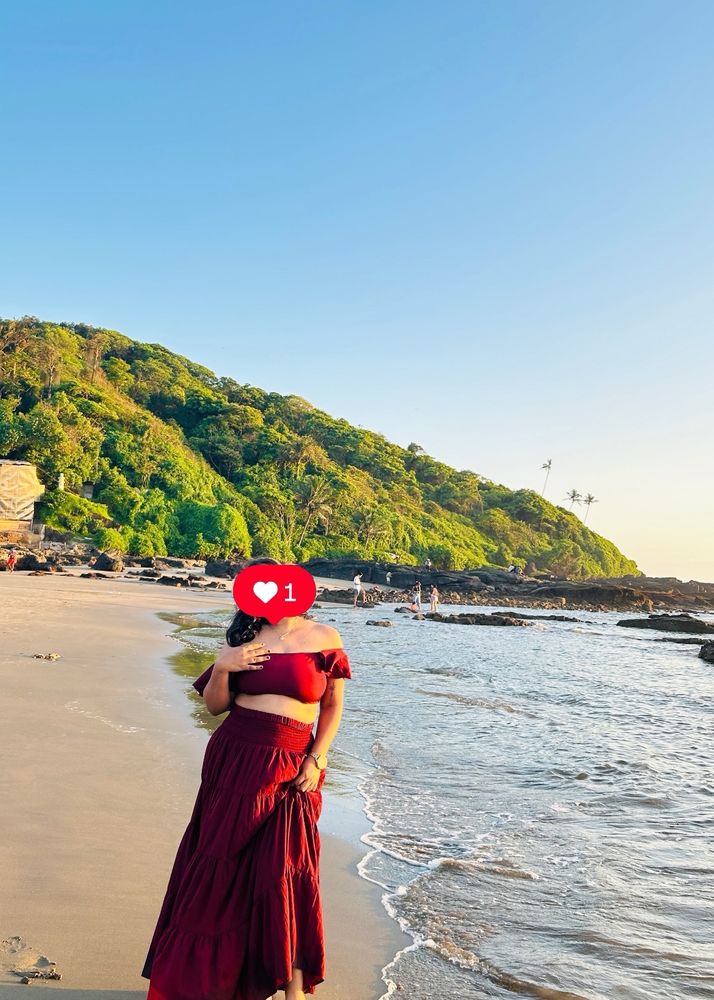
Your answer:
[141,703,327,1000]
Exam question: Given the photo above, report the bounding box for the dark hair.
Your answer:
[225,557,280,647]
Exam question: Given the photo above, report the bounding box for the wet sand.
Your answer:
[0,570,407,998]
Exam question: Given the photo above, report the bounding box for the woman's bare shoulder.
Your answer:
[308,621,344,650]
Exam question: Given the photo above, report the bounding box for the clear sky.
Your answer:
[1,1,712,581]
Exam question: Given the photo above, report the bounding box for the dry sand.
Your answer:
[0,570,408,999]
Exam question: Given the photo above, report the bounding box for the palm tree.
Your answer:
[583,493,598,522]
[356,506,389,548]
[565,489,582,510]
[541,459,552,497]
[296,478,334,547]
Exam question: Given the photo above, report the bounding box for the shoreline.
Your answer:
[0,572,408,999]
[10,545,714,613]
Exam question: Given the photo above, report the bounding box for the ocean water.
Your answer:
[169,603,714,1000]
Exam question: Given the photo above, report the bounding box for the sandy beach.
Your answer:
[0,570,408,999]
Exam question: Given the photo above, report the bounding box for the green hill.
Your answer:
[0,316,638,578]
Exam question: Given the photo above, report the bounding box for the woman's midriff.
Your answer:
[233,690,319,724]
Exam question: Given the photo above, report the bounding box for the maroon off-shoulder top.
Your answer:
[192,647,352,705]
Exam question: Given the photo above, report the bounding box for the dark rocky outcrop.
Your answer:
[616,613,714,635]
[528,583,653,612]
[316,587,382,607]
[425,612,530,627]
[16,552,55,572]
[302,559,714,613]
[92,551,124,572]
[304,557,493,592]
[156,573,220,588]
[699,641,714,663]
[157,575,189,587]
[366,619,394,627]
[491,611,581,623]
[204,557,247,579]
[654,636,708,645]
[157,557,205,569]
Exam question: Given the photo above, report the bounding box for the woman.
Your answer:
[141,558,352,1000]
[429,585,439,613]
[352,572,364,607]
[410,581,421,612]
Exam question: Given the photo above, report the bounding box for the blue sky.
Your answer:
[2,1,712,579]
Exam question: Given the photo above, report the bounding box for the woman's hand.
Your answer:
[214,640,271,673]
[291,757,322,793]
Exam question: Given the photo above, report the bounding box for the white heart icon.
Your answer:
[253,581,278,604]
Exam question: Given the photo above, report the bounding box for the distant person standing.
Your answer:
[411,581,422,612]
[6,548,17,572]
[385,571,392,585]
[425,557,432,569]
[429,585,439,613]
[353,573,365,607]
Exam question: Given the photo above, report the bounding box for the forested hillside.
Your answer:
[0,317,639,577]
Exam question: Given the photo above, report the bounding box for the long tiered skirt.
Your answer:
[141,703,327,1000]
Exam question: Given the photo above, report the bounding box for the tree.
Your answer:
[103,357,135,392]
[565,489,582,510]
[135,420,162,488]
[278,437,328,480]
[295,477,334,547]
[583,493,598,522]
[355,506,390,549]
[0,318,39,387]
[541,459,552,497]
[85,332,109,384]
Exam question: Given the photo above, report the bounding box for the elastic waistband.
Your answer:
[222,703,315,751]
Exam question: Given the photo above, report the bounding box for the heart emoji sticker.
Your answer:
[253,581,278,604]
[233,563,317,624]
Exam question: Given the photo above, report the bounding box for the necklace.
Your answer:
[278,618,297,641]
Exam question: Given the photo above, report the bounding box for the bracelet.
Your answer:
[307,751,327,770]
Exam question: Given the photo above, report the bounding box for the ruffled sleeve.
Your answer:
[192,662,240,696]
[192,662,215,696]
[318,648,352,680]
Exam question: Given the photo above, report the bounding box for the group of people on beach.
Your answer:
[352,572,439,612]
[410,581,440,613]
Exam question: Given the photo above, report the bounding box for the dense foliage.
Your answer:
[0,317,639,577]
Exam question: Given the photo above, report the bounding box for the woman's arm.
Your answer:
[312,677,346,757]
[203,662,233,716]
[200,640,271,716]
[291,677,346,792]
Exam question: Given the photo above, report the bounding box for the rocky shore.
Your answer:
[3,545,714,616]
[0,541,230,590]
[302,558,714,613]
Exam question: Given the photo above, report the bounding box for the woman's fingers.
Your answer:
[247,652,271,668]
[230,645,271,670]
